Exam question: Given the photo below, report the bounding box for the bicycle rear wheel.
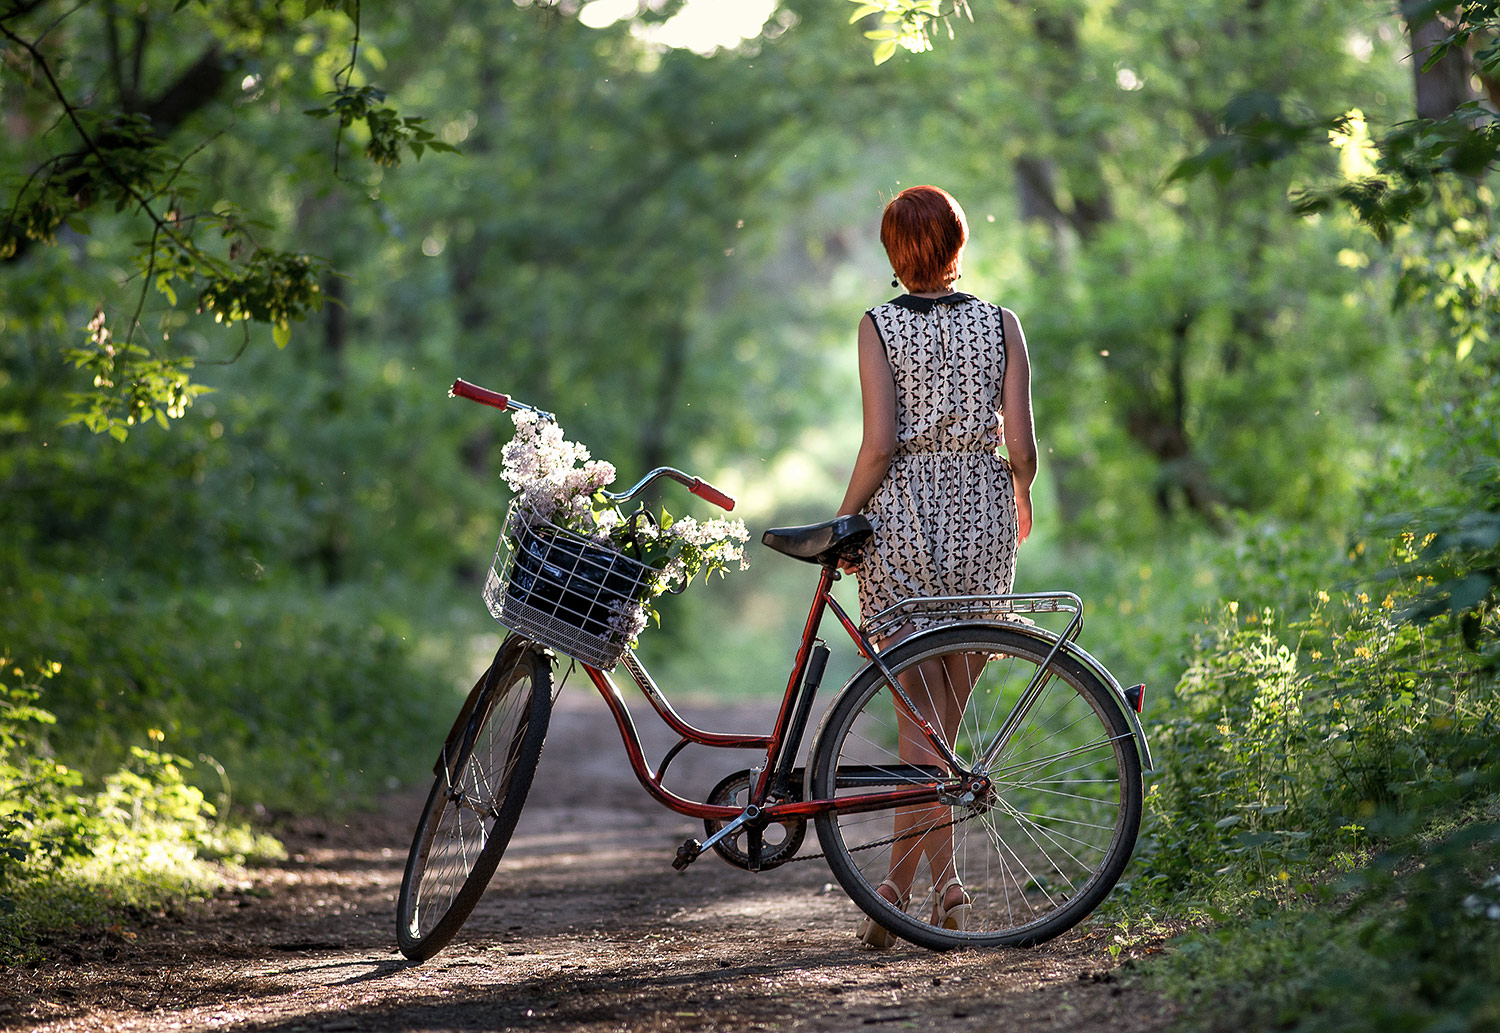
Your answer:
[396,638,551,961]
[810,623,1142,950]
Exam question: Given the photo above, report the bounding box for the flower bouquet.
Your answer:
[483,411,749,667]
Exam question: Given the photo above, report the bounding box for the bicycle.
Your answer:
[395,379,1153,962]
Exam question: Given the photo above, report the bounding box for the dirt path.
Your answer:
[1,687,1181,1033]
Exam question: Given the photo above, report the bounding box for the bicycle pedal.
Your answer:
[672,838,703,871]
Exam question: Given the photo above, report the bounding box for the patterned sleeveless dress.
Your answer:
[856,292,1019,629]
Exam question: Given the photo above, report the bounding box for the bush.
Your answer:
[1131,579,1498,908]
[1126,482,1500,1033]
[0,655,282,963]
[0,552,458,810]
[0,657,93,925]
[1146,808,1500,1033]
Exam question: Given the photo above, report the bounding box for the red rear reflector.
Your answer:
[1124,684,1145,713]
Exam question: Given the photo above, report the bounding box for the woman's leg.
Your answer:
[886,647,983,906]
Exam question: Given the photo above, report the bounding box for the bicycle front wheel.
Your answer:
[810,624,1142,950]
[396,638,552,961]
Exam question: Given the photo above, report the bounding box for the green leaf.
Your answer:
[873,39,898,65]
[1215,815,1242,829]
[848,3,885,22]
[273,321,292,349]
[1447,573,1493,611]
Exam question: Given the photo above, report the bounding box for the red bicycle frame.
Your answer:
[579,563,967,826]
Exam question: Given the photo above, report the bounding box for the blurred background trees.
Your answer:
[3,0,1499,1009]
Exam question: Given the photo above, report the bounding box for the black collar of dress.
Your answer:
[889,292,975,313]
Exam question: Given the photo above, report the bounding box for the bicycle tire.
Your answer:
[810,623,1142,950]
[396,638,552,961]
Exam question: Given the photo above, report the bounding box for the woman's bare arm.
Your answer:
[1000,308,1038,542]
[837,314,898,518]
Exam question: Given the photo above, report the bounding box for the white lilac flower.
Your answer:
[607,602,648,644]
[658,556,688,591]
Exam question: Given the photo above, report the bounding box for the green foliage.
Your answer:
[1408,0,1500,76]
[1145,806,1500,1033]
[60,310,210,439]
[1389,460,1500,655]
[1,0,450,436]
[1167,92,1341,187]
[847,0,970,64]
[0,654,281,963]
[1133,569,1498,908]
[0,657,92,918]
[1125,503,1500,1031]
[0,558,455,811]
[1292,107,1500,244]
[305,84,459,169]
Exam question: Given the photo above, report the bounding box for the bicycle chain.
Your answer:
[782,811,974,865]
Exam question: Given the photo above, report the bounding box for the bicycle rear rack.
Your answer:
[862,591,1084,643]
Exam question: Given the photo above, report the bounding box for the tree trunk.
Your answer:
[1407,7,1475,120]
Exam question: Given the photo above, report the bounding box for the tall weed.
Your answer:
[1133,581,1497,907]
[0,655,280,963]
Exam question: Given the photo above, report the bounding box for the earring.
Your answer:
[891,275,900,288]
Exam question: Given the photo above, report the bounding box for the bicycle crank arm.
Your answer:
[673,804,761,871]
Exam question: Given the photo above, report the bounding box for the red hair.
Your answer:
[880,185,969,292]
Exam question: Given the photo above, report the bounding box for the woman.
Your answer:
[836,184,1038,947]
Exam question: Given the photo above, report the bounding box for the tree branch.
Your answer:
[1,19,234,265]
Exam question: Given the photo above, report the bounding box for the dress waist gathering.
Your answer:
[894,445,1002,457]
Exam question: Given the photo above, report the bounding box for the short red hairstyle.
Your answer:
[880,185,969,292]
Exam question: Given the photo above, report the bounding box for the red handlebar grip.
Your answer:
[450,379,511,410]
[690,478,736,512]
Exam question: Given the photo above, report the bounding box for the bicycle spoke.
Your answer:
[813,625,1142,948]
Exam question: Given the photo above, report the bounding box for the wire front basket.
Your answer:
[483,502,655,669]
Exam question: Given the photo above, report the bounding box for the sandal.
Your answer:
[931,876,971,932]
[855,879,909,949]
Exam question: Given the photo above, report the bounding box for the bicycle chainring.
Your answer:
[702,770,807,871]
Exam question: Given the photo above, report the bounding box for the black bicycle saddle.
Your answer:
[761,514,873,566]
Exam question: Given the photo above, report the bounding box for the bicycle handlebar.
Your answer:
[450,379,736,512]
[450,378,557,422]
[598,468,737,512]
[450,378,509,409]
[688,478,736,511]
